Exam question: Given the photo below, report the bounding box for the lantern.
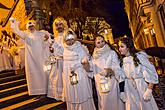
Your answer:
[43,55,56,72]
[43,62,52,72]
[70,71,78,85]
[100,76,110,93]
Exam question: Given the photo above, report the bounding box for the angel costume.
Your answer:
[62,41,96,110]
[10,20,50,95]
[0,49,12,72]
[47,32,64,100]
[92,44,125,110]
[122,51,159,110]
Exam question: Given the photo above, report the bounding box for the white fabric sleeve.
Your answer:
[137,51,158,84]
[105,50,125,82]
[10,22,28,40]
[77,43,89,61]
[40,30,52,43]
[52,42,63,56]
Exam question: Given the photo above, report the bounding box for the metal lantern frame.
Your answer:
[100,76,110,93]
[70,71,78,85]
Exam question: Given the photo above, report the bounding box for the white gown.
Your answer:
[92,44,125,110]
[47,33,64,100]
[0,49,12,72]
[11,27,49,95]
[122,52,159,110]
[63,41,96,110]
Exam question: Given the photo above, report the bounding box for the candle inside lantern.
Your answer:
[100,76,110,93]
[70,71,78,85]
[43,63,52,72]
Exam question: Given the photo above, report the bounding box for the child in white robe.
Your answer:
[91,35,125,110]
[118,37,159,110]
[55,28,96,110]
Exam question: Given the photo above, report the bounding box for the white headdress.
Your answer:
[26,20,36,30]
[63,28,77,41]
[65,34,75,40]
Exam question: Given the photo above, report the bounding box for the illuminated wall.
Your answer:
[124,0,165,49]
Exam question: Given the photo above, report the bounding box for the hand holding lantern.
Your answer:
[102,68,115,78]
[43,55,57,72]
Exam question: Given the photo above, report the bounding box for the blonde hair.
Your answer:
[53,17,68,37]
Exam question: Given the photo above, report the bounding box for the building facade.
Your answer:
[124,0,165,49]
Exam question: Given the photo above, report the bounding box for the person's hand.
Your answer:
[9,18,20,30]
[44,34,49,41]
[81,58,88,64]
[70,66,75,72]
[99,70,107,76]
[104,68,114,77]
[120,92,126,102]
[143,88,152,101]
[9,17,16,23]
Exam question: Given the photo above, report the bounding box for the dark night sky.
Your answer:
[83,0,132,38]
[0,0,131,38]
[103,0,132,38]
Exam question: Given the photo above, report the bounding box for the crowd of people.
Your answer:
[9,17,159,110]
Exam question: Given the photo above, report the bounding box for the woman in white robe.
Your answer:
[10,18,50,97]
[118,37,159,110]
[60,28,96,110]
[47,17,68,100]
[0,48,12,72]
[92,35,125,110]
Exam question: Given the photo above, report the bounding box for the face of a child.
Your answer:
[118,41,129,56]
[65,39,75,46]
[95,37,105,48]
[65,34,76,46]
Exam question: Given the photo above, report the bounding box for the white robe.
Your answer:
[92,44,125,110]
[0,50,12,72]
[47,33,64,100]
[63,41,96,110]
[122,52,159,110]
[11,28,49,95]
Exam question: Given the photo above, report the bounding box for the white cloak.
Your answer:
[0,50,12,71]
[47,33,64,100]
[92,44,125,110]
[11,28,49,95]
[63,41,96,110]
[122,52,159,110]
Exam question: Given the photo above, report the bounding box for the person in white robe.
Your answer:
[0,47,12,72]
[91,35,125,110]
[54,28,96,110]
[9,18,50,99]
[47,17,68,100]
[118,37,159,110]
